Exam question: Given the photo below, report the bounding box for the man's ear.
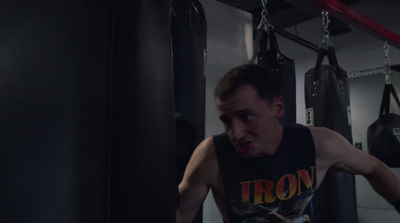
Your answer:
[273,96,285,118]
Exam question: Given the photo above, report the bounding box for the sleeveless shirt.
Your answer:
[214,124,318,223]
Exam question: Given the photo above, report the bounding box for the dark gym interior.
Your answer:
[0,0,399,222]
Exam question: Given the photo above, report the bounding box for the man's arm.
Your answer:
[362,156,400,204]
[311,127,400,208]
[177,137,218,222]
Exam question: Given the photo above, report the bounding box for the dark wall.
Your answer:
[0,0,176,222]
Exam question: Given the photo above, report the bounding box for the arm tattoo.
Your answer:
[343,164,361,175]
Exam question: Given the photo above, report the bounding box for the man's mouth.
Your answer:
[236,141,252,154]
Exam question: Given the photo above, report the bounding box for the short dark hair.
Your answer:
[214,64,281,103]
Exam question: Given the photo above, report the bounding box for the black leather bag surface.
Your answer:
[368,83,400,167]
[304,47,352,142]
[305,47,358,223]
[256,28,296,125]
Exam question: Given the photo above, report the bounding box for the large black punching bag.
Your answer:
[171,1,206,222]
[171,0,207,183]
[257,28,296,125]
[111,0,176,222]
[368,83,400,167]
[0,1,111,222]
[304,47,357,223]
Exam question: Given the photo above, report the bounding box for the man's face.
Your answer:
[216,84,284,158]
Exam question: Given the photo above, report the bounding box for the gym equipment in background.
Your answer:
[305,46,358,223]
[0,1,112,222]
[304,11,358,223]
[368,42,400,167]
[304,46,353,141]
[171,1,207,222]
[255,0,296,125]
[256,28,296,125]
[111,0,176,221]
[368,83,400,167]
[171,0,207,185]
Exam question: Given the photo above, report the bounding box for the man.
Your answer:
[177,64,400,222]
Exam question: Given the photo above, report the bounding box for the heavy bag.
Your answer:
[111,0,176,221]
[256,28,296,125]
[175,113,197,184]
[171,1,206,222]
[305,47,352,142]
[305,47,357,223]
[171,0,207,179]
[368,83,400,167]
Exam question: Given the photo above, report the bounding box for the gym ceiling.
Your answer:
[215,0,363,30]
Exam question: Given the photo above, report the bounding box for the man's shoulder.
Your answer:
[184,136,218,170]
[195,136,217,159]
[212,132,228,139]
[283,124,314,142]
[187,136,219,184]
[307,126,349,160]
[308,126,338,143]
[212,132,232,149]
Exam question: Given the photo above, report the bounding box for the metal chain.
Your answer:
[384,41,391,84]
[322,11,330,35]
[321,11,333,48]
[257,0,272,31]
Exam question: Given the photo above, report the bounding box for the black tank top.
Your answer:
[214,124,318,223]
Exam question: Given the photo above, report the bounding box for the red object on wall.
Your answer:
[286,0,400,49]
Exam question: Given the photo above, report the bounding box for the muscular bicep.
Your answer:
[179,178,209,222]
[178,137,218,222]
[333,147,375,175]
[311,127,400,205]
[312,127,375,176]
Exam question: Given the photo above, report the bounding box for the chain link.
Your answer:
[257,0,272,31]
[321,11,333,48]
[384,41,391,84]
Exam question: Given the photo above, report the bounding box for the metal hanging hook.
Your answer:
[257,0,272,31]
[384,41,392,84]
[321,10,333,48]
[322,11,330,31]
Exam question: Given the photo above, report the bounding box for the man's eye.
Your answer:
[241,114,253,122]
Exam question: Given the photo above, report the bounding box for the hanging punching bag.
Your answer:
[171,1,206,222]
[171,0,207,182]
[368,83,400,167]
[111,0,176,222]
[256,28,296,125]
[0,1,111,222]
[304,47,358,223]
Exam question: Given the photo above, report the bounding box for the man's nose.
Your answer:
[230,120,246,141]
